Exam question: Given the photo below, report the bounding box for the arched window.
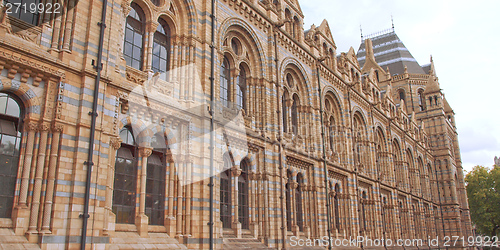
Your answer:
[238,160,249,229]
[418,90,425,111]
[291,95,299,135]
[5,0,39,25]
[295,174,304,231]
[146,133,167,225]
[236,65,246,111]
[124,3,145,70]
[220,56,231,107]
[286,170,293,231]
[220,155,232,228]
[152,19,170,78]
[284,9,292,33]
[0,93,23,218]
[399,90,406,103]
[282,91,288,133]
[231,38,240,56]
[329,116,335,151]
[113,127,138,224]
[286,73,294,88]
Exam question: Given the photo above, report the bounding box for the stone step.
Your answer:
[109,232,187,249]
[222,237,273,249]
[0,229,40,250]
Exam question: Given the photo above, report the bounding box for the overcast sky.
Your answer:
[300,0,500,172]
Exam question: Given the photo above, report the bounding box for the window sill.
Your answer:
[115,223,137,232]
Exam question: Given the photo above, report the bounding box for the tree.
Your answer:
[465,165,500,237]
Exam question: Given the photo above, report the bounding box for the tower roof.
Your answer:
[357,30,425,75]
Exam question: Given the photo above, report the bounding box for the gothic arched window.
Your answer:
[124,3,145,70]
[329,116,335,151]
[113,127,138,224]
[291,95,299,135]
[238,160,249,229]
[152,19,170,78]
[398,90,406,104]
[0,93,23,218]
[282,91,288,133]
[146,133,167,225]
[236,66,246,111]
[220,57,231,107]
[220,155,232,228]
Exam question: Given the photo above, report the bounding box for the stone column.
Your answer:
[249,171,258,237]
[136,147,152,237]
[231,167,242,238]
[184,160,193,237]
[175,162,183,237]
[40,123,64,234]
[165,158,176,236]
[26,123,50,241]
[102,137,122,235]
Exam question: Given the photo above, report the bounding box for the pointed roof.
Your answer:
[422,55,437,76]
[360,38,386,75]
[285,0,303,17]
[317,19,336,48]
[423,75,440,94]
[357,30,425,75]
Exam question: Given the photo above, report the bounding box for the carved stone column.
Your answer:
[249,171,258,237]
[26,122,50,242]
[18,122,38,206]
[231,167,242,238]
[165,158,176,236]
[136,146,152,237]
[12,121,38,235]
[103,137,122,235]
[40,123,64,234]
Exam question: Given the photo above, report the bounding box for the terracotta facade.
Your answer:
[0,0,471,249]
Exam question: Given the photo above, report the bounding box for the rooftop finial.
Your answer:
[391,15,395,31]
[360,25,363,42]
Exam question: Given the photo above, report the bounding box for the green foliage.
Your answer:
[465,165,500,237]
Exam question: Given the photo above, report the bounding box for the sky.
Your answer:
[300,0,500,172]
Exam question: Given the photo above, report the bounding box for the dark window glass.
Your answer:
[0,93,22,218]
[113,127,137,224]
[5,0,40,26]
[220,155,232,228]
[295,174,303,231]
[152,19,170,79]
[282,94,287,133]
[146,152,165,225]
[220,57,231,107]
[236,66,246,110]
[291,96,298,134]
[286,170,292,231]
[123,4,145,70]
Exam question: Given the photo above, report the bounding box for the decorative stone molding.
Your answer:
[110,137,123,150]
[139,147,153,157]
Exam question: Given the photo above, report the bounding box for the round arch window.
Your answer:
[0,92,23,218]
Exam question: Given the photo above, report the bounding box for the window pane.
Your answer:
[0,96,7,114]
[0,135,16,155]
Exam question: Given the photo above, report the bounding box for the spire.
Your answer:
[360,25,364,42]
[391,15,395,31]
[429,55,437,77]
[423,75,440,94]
